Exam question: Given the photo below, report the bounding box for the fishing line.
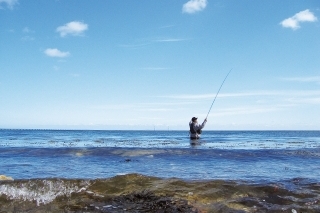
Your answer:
[205,68,233,119]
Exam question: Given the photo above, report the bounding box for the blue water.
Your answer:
[1,130,320,184]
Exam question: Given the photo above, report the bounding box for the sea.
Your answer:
[0,129,320,212]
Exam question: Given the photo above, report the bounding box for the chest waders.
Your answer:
[189,123,202,140]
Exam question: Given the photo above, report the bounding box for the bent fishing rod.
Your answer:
[205,68,233,119]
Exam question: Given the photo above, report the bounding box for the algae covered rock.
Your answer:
[0,175,14,181]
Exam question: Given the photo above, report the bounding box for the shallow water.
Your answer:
[0,130,320,212]
[1,130,320,183]
[1,130,320,150]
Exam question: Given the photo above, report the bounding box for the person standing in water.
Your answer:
[189,117,207,140]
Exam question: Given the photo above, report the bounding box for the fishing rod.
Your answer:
[205,68,233,119]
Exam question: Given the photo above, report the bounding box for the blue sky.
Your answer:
[1,0,319,130]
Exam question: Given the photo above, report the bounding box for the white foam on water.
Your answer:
[111,149,165,157]
[0,179,90,206]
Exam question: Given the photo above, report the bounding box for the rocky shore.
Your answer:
[1,174,319,212]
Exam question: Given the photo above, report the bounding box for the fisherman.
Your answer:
[189,117,207,140]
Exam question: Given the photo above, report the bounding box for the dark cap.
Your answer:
[192,117,198,122]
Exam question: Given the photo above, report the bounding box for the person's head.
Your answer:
[191,117,198,123]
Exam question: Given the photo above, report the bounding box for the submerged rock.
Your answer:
[107,191,198,212]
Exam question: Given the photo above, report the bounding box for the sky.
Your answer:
[0,0,319,130]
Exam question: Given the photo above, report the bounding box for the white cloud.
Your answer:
[160,92,276,100]
[140,67,171,71]
[21,27,34,41]
[161,90,320,100]
[119,42,151,48]
[182,0,207,14]
[22,27,33,33]
[0,0,18,9]
[280,9,318,30]
[91,101,191,113]
[212,105,286,117]
[163,94,214,100]
[281,76,320,84]
[119,37,188,49]
[69,73,80,78]
[155,38,188,42]
[21,36,34,41]
[142,108,173,112]
[44,48,70,58]
[286,97,320,105]
[56,21,88,37]
[159,25,175,29]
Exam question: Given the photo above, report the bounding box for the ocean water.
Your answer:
[1,130,320,212]
[1,130,320,182]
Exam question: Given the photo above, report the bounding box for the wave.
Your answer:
[0,179,90,206]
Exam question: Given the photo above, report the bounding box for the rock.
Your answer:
[0,175,14,181]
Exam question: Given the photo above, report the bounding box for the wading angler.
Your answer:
[189,117,207,140]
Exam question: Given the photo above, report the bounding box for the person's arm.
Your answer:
[199,119,207,129]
